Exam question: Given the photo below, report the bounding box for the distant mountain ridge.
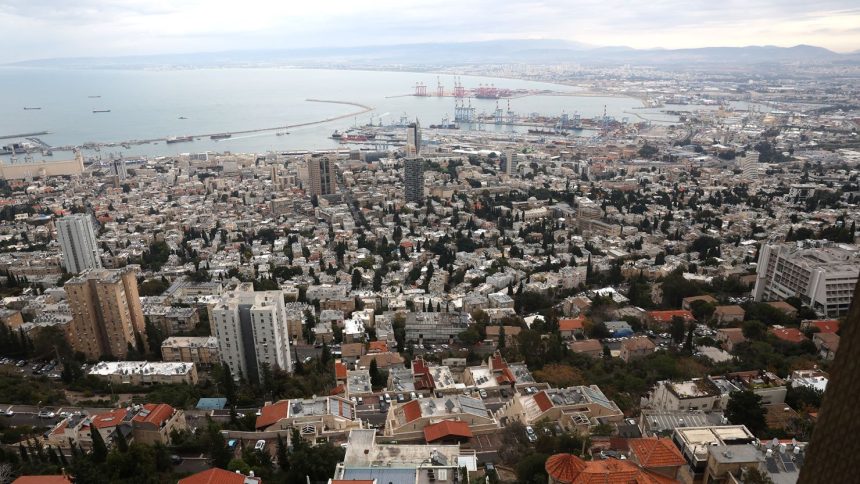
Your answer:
[8,39,857,68]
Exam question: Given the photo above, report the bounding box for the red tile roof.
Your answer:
[335,361,348,380]
[423,419,474,442]
[628,437,685,468]
[13,477,72,484]
[132,403,174,427]
[545,453,676,484]
[330,384,346,396]
[770,327,807,344]
[401,399,422,423]
[807,320,840,334]
[90,408,128,429]
[178,468,261,484]
[533,391,554,412]
[368,341,389,353]
[559,317,585,332]
[255,400,290,430]
[545,453,587,483]
[647,310,695,324]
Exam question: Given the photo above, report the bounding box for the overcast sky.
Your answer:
[1,0,858,62]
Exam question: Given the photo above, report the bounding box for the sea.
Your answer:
[0,67,679,160]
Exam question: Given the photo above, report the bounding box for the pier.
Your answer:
[0,131,49,140]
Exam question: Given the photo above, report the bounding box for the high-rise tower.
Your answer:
[57,213,102,274]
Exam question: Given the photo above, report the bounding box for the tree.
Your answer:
[90,426,108,463]
[515,453,549,484]
[220,363,237,406]
[208,425,232,469]
[742,467,775,484]
[369,358,387,390]
[497,325,506,349]
[144,319,164,360]
[670,316,686,344]
[742,320,767,340]
[351,269,362,290]
[726,390,767,435]
[276,434,289,471]
[684,324,695,353]
[114,427,129,452]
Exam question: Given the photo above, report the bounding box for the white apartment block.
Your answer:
[210,284,293,382]
[57,213,103,274]
[753,242,859,317]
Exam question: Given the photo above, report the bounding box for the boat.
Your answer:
[93,109,111,113]
[276,131,289,136]
[528,128,568,136]
[340,134,368,142]
[166,136,194,144]
[330,130,343,139]
[178,116,188,120]
[88,95,101,98]
[430,123,459,129]
[210,133,232,140]
[23,107,41,110]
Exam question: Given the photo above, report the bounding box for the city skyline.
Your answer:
[0,0,859,63]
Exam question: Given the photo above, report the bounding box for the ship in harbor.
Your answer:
[210,133,232,140]
[166,136,194,144]
[430,122,459,129]
[92,109,111,113]
[23,107,42,110]
[330,130,343,139]
[528,128,568,136]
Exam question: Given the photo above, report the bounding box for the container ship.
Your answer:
[528,128,568,136]
[23,107,42,110]
[210,133,232,140]
[166,136,194,144]
[92,109,111,113]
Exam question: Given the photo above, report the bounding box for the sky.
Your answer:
[1,0,859,62]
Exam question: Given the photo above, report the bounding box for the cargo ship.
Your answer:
[92,109,111,113]
[430,122,459,129]
[23,107,42,110]
[166,136,194,144]
[528,128,568,136]
[210,133,232,140]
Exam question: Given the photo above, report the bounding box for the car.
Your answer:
[350,397,358,404]
[383,393,391,403]
[357,396,363,405]
[379,402,387,413]
[500,389,508,398]
[410,392,417,400]
[396,394,405,403]
[170,454,183,465]
[479,389,488,399]
[38,411,56,419]
[4,409,13,417]
[227,439,238,449]
[254,439,266,451]
[303,356,313,364]
[525,426,537,443]
[59,411,70,418]
[16,360,26,367]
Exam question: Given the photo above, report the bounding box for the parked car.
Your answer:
[396,394,405,403]
[4,409,13,417]
[170,454,183,465]
[479,389,488,399]
[525,426,537,443]
[254,439,266,451]
[38,411,56,419]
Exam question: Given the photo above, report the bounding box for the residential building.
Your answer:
[210,285,293,383]
[307,155,337,197]
[131,403,187,446]
[87,361,198,386]
[331,429,477,483]
[753,241,859,317]
[715,328,746,352]
[385,395,498,440]
[498,386,623,434]
[569,339,604,358]
[545,447,682,484]
[404,158,425,203]
[64,268,146,360]
[405,121,422,157]
[404,311,470,343]
[254,396,360,438]
[56,213,102,274]
[713,305,745,325]
[161,336,219,367]
[619,337,656,362]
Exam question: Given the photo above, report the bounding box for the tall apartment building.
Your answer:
[738,152,761,180]
[210,284,293,383]
[404,158,425,203]
[405,121,421,157]
[753,242,859,317]
[57,213,102,274]
[64,268,146,360]
[307,155,336,197]
[502,150,515,176]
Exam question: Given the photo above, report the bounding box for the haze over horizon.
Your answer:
[1,0,859,63]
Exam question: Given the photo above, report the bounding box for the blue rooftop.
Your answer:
[196,397,228,410]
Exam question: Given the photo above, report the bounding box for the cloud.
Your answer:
[0,0,858,62]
